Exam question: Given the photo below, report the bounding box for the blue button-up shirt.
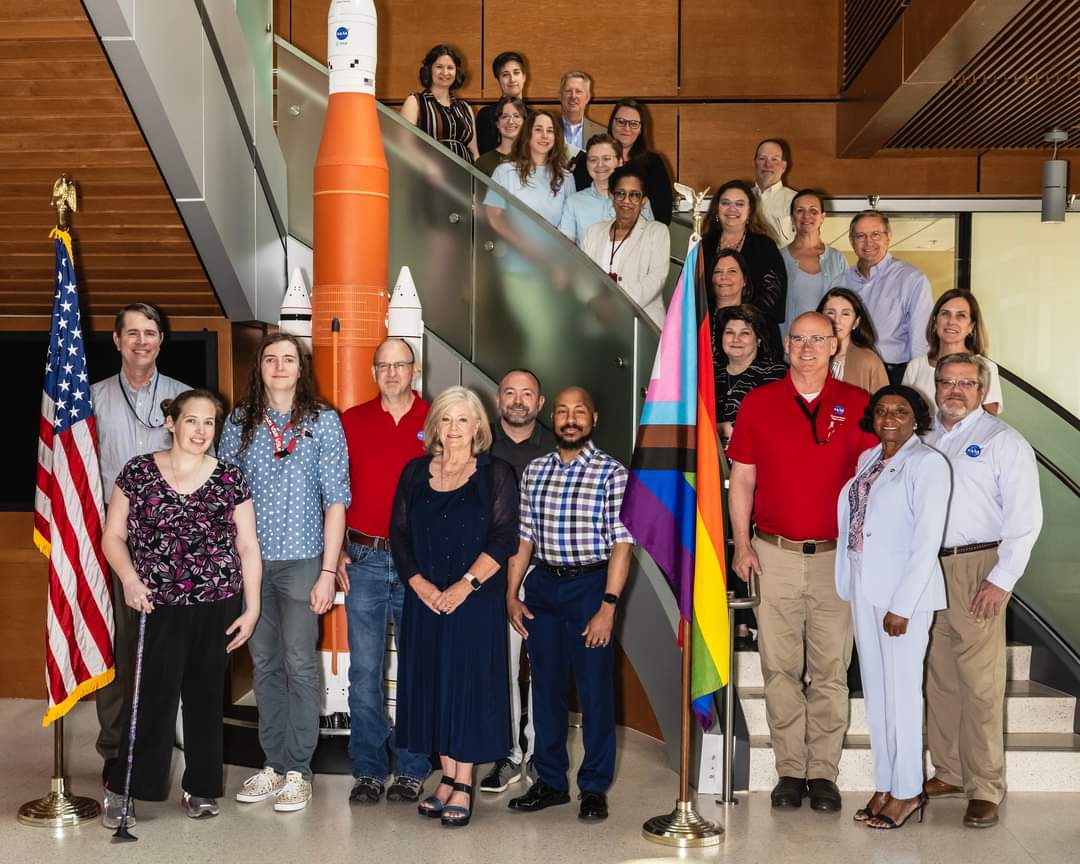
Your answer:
[832,254,933,364]
[564,119,584,153]
[558,183,654,246]
[218,406,351,561]
[92,369,189,498]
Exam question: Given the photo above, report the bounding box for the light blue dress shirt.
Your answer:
[564,120,584,153]
[218,406,351,561]
[780,245,848,340]
[832,254,934,364]
[558,184,654,246]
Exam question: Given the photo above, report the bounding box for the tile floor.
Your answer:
[4,699,1079,864]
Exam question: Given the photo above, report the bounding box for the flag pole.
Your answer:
[641,618,723,847]
[18,717,101,828]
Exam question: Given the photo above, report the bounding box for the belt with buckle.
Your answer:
[537,560,608,579]
[347,528,391,553]
[755,530,837,555]
[939,540,1001,557]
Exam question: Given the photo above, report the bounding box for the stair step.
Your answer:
[738,679,1075,736]
[744,733,1080,792]
[734,642,1031,689]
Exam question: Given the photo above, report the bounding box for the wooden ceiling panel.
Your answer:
[0,0,221,320]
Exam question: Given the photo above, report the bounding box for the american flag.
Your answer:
[33,228,115,726]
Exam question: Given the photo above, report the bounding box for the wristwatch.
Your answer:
[602,592,619,606]
[464,572,482,591]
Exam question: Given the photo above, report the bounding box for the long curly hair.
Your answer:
[231,332,326,456]
[511,109,567,195]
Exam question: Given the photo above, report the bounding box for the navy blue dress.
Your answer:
[390,454,519,763]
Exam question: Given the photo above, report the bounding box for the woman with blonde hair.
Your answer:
[390,386,520,828]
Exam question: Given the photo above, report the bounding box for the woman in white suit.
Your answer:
[581,164,670,327]
[836,384,951,831]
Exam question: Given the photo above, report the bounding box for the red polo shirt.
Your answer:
[341,392,429,537]
[726,374,877,541]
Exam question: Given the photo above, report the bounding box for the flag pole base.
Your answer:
[642,798,723,847]
[18,777,101,829]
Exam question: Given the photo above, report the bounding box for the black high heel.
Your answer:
[854,791,890,822]
[417,775,455,818]
[440,782,473,828]
[866,793,928,830]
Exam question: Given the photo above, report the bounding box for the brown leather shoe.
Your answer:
[964,799,999,828]
[924,777,965,799]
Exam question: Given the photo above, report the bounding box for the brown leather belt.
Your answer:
[755,530,837,555]
[347,528,391,553]
[940,540,1001,557]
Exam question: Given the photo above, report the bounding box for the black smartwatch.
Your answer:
[602,592,619,607]
[465,572,482,591]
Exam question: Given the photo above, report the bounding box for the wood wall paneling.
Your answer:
[0,513,48,699]
[680,0,841,98]
[482,1,678,100]
[977,151,1068,196]
[286,0,484,101]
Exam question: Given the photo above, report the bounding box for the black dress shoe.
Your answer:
[508,779,571,812]
[771,776,807,808]
[734,633,758,652]
[807,778,842,812]
[578,791,608,821]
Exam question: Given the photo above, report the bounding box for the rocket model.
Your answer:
[278,267,313,351]
[312,0,387,412]
[387,266,424,389]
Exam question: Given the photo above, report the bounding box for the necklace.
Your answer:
[118,372,163,429]
[437,455,472,490]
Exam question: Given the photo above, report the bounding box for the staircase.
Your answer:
[733,644,1080,792]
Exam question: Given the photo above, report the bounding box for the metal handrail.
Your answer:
[720,571,760,804]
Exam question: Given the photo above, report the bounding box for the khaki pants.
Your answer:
[926,548,1008,803]
[753,537,853,781]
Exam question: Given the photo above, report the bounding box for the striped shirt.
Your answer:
[519,441,634,565]
[713,357,788,425]
[415,89,475,163]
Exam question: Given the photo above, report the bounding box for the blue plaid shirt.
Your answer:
[218,406,350,561]
[519,441,634,566]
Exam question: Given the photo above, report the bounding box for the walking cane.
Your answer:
[113,610,148,843]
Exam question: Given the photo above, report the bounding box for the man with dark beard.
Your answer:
[505,387,633,822]
[481,369,556,793]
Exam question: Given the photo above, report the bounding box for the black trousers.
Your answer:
[107,595,241,801]
[884,362,908,387]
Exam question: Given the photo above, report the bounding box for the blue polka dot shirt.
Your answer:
[218,406,351,561]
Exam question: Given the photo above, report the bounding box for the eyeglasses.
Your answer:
[789,334,831,347]
[851,231,888,243]
[612,189,644,202]
[935,378,979,391]
[374,361,414,373]
[498,113,522,123]
[613,117,642,130]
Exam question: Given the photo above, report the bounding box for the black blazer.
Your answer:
[572,150,673,225]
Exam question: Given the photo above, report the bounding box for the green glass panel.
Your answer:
[999,375,1080,490]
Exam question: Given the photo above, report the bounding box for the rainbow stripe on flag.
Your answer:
[620,241,729,723]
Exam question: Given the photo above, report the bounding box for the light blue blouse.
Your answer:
[780,244,848,339]
[558,184,654,246]
[485,162,571,227]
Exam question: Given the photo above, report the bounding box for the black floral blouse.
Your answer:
[117,454,252,607]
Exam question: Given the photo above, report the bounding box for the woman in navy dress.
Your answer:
[390,386,519,828]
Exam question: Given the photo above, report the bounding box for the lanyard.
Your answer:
[118,373,163,430]
[607,218,638,280]
[263,411,307,459]
[793,396,840,446]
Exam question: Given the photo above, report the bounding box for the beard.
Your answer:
[555,426,593,450]
[500,404,537,428]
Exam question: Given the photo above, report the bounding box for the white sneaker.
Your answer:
[235,766,286,803]
[274,771,312,812]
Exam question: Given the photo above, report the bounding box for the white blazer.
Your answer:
[582,218,670,326]
[835,435,952,617]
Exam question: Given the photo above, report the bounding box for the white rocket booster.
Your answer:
[327,0,377,96]
[279,267,312,351]
[387,266,424,385]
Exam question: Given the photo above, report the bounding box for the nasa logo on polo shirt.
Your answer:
[417,430,424,441]
[830,404,847,423]
[965,443,982,458]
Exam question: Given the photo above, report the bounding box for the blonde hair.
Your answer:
[423,386,493,456]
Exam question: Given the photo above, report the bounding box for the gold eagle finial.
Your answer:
[51,175,78,228]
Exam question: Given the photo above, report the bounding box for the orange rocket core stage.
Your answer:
[312,91,388,414]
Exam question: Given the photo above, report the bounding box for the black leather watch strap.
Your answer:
[602,592,619,606]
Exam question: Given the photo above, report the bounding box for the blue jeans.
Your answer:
[344,543,431,781]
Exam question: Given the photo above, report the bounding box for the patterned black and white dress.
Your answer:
[414,89,475,163]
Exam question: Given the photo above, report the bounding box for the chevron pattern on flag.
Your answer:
[33,228,114,726]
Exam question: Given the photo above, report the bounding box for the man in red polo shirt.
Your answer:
[336,338,431,805]
[727,311,877,813]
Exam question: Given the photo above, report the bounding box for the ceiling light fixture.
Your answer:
[1042,129,1069,224]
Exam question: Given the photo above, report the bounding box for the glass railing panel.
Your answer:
[972,212,1080,418]
[999,372,1080,489]
[1014,462,1080,655]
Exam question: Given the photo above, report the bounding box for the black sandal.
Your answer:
[417,775,455,818]
[866,793,928,830]
[440,782,473,828]
[854,792,890,822]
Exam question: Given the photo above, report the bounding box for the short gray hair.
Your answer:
[936,352,990,392]
[849,209,891,237]
[560,70,592,94]
[423,386,493,456]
